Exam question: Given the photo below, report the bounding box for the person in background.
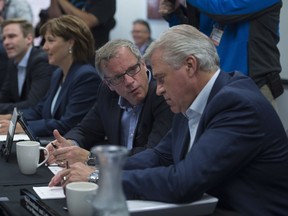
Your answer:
[45,39,174,167]
[0,0,33,95]
[37,0,116,49]
[0,15,101,137]
[0,19,53,116]
[131,19,154,56]
[49,25,288,215]
[159,0,284,110]
[0,43,8,90]
[0,0,33,25]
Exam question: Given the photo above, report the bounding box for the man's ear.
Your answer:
[26,33,34,45]
[186,55,198,77]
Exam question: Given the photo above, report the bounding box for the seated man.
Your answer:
[0,19,53,115]
[49,25,288,215]
[46,39,174,166]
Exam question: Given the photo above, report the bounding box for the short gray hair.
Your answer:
[95,39,142,79]
[144,24,219,72]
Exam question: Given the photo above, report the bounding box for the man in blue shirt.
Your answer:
[45,39,174,166]
[0,19,53,117]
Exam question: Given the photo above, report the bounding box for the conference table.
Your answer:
[0,140,218,216]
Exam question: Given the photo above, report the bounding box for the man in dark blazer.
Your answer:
[46,39,174,166]
[120,25,288,215]
[49,25,288,215]
[0,43,8,90]
[0,19,53,115]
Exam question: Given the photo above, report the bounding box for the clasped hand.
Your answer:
[49,162,96,187]
[46,129,90,166]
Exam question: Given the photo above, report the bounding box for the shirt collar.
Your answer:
[184,69,220,119]
[17,46,32,68]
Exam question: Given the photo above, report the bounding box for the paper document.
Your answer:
[0,134,30,142]
[33,186,65,199]
[48,164,64,175]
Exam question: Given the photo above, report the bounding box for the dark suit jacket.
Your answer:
[21,63,101,137]
[122,71,288,215]
[65,78,174,155]
[0,43,8,90]
[0,47,54,114]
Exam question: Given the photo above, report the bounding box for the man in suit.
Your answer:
[0,19,53,116]
[49,25,288,215]
[46,39,174,166]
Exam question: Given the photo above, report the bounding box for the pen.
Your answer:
[66,161,69,169]
[51,142,58,149]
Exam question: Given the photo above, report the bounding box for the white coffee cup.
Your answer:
[66,182,98,216]
[16,141,49,175]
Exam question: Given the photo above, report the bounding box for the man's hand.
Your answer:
[0,114,11,121]
[159,0,179,17]
[0,120,9,135]
[46,129,90,166]
[49,162,96,187]
[46,129,75,165]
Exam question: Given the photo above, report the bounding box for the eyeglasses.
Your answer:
[105,62,141,86]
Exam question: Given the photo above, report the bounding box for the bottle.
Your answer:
[91,145,129,216]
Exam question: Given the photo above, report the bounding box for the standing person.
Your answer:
[0,0,33,25]
[0,15,101,137]
[0,19,53,116]
[159,0,284,109]
[131,19,154,56]
[36,0,116,49]
[45,39,174,166]
[50,25,288,215]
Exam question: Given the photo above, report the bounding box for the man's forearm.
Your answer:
[57,0,99,28]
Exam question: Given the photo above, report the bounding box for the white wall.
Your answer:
[26,0,50,26]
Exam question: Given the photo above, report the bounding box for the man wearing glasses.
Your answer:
[46,39,174,167]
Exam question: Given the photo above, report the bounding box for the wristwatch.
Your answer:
[86,152,97,166]
[88,170,99,184]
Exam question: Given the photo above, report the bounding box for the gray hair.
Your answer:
[144,24,219,72]
[95,39,142,79]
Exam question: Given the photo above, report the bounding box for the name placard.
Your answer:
[20,189,61,216]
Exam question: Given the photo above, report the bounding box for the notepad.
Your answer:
[33,186,65,199]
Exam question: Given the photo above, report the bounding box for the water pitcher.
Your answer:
[90,145,129,216]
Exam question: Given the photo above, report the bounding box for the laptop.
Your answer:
[1,107,52,162]
[17,108,54,146]
[1,107,20,161]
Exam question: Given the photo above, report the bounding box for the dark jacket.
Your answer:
[0,47,54,114]
[123,72,288,215]
[21,63,101,137]
[65,79,174,155]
